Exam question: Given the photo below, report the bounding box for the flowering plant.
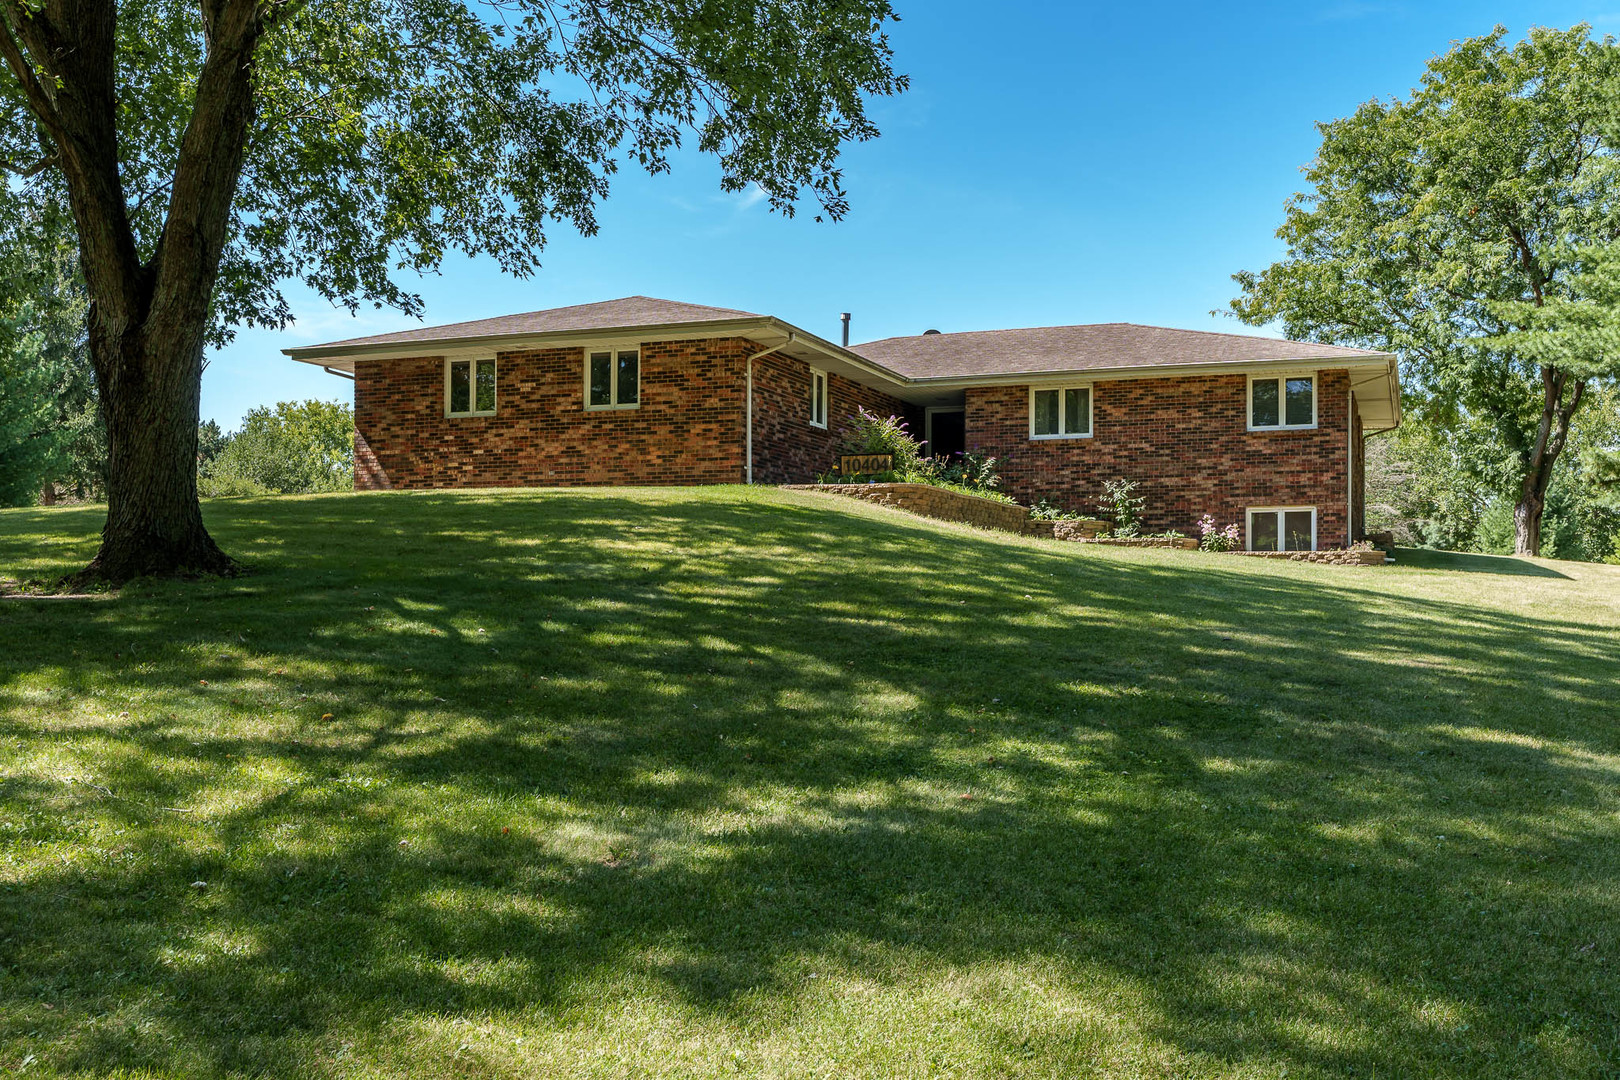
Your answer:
[1197,514,1242,552]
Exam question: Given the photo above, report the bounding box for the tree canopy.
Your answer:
[1230,25,1620,556]
[0,0,906,581]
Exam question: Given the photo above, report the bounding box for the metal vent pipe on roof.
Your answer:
[840,312,850,347]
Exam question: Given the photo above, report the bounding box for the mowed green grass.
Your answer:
[1,486,1617,1079]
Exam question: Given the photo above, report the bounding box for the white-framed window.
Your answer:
[586,347,640,410]
[1247,506,1317,551]
[1248,372,1316,430]
[809,367,828,428]
[1029,384,1092,439]
[446,357,497,417]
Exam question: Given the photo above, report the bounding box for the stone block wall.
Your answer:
[786,483,1036,533]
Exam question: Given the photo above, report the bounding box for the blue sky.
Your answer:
[203,1,1620,427]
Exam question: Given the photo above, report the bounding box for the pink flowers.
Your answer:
[1197,514,1242,552]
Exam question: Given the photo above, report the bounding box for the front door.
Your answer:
[926,408,966,461]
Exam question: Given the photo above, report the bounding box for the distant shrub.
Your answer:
[200,399,353,497]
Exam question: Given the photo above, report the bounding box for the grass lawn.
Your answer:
[1,486,1617,1078]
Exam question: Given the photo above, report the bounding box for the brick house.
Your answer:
[284,296,1400,551]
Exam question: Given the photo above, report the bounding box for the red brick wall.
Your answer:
[352,338,753,489]
[965,369,1358,546]
[749,352,917,484]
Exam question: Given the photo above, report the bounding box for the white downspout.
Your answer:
[1347,388,1355,547]
[744,334,791,485]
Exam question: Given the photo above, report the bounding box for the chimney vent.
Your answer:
[923,329,941,335]
[840,312,851,347]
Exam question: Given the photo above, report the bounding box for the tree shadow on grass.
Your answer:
[1393,546,1574,578]
[0,490,1616,1076]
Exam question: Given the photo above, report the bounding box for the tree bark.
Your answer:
[1514,475,1547,558]
[1513,367,1584,558]
[73,334,232,583]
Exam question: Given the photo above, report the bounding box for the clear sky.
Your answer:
[201,0,1620,427]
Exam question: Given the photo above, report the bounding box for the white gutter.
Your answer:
[744,334,791,484]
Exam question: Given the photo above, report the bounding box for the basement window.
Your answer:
[810,367,828,428]
[447,358,497,417]
[1248,507,1316,551]
[1030,385,1091,439]
[587,348,640,410]
[1249,373,1315,430]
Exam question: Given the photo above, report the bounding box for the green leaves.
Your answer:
[0,188,98,506]
[199,399,356,496]
[2,1,904,340]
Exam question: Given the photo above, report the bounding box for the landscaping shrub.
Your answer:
[1197,514,1242,552]
[942,447,1002,493]
[1030,497,1085,521]
[835,409,1015,502]
[841,407,926,476]
[1099,478,1146,537]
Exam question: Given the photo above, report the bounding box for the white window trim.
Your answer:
[1247,372,1318,431]
[445,356,497,418]
[1028,384,1093,440]
[1246,506,1318,552]
[584,344,642,412]
[809,366,828,429]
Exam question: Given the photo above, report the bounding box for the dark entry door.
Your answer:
[927,409,966,461]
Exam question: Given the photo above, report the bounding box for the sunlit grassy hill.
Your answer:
[1,487,1616,1078]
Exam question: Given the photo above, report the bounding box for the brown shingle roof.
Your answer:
[850,322,1386,380]
[310,296,761,350]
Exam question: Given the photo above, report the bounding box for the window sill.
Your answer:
[585,403,641,412]
[1247,423,1317,432]
[1029,432,1092,441]
[446,410,497,419]
[809,421,827,430]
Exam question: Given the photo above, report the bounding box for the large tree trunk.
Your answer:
[73,334,232,583]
